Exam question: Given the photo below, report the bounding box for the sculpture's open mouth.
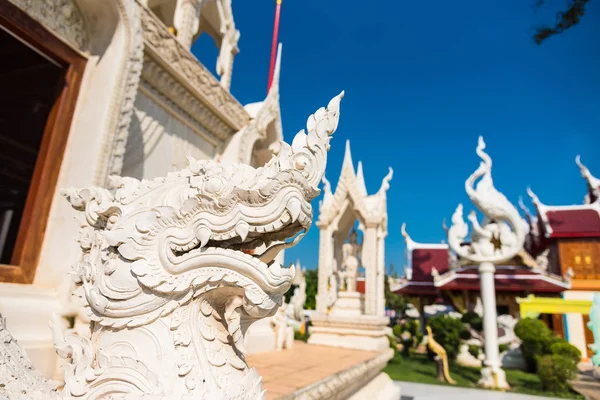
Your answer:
[160,191,313,299]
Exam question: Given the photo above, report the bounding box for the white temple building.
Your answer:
[0,0,286,381]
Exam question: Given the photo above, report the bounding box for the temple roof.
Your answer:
[527,156,600,239]
[433,266,570,293]
[317,140,392,227]
[395,224,570,296]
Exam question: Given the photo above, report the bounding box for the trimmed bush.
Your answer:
[468,344,481,358]
[393,319,422,357]
[498,343,510,354]
[388,334,400,351]
[392,324,403,338]
[536,353,578,393]
[514,318,553,372]
[549,340,581,363]
[461,311,483,332]
[427,314,469,361]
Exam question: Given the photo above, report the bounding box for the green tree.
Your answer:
[385,274,408,316]
[304,269,318,310]
[533,0,591,44]
[427,314,470,361]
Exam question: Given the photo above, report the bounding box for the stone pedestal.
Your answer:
[330,291,364,318]
[308,307,390,352]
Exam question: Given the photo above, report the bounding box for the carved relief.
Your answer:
[55,93,343,399]
[0,315,60,399]
[141,57,236,141]
[96,0,145,185]
[140,5,249,131]
[8,0,89,50]
[447,137,528,265]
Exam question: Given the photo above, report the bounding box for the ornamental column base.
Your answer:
[479,365,509,390]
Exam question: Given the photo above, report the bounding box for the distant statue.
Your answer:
[272,306,293,351]
[287,278,307,322]
[339,229,361,292]
[588,292,600,367]
[426,326,456,384]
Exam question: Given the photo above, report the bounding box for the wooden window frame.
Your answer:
[0,0,86,283]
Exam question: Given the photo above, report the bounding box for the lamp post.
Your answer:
[446,137,528,390]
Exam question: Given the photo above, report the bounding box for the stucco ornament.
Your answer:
[447,137,528,264]
[446,137,525,390]
[57,92,343,399]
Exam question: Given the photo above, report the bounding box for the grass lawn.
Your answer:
[383,353,583,399]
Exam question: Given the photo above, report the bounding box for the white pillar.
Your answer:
[478,261,509,389]
[174,0,202,49]
[316,226,333,314]
[363,226,378,315]
[376,231,386,316]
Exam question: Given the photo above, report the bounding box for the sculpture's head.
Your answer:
[62,92,343,332]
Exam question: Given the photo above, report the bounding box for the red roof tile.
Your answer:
[545,209,600,238]
[411,248,449,282]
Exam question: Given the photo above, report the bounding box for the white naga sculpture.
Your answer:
[446,137,527,390]
[2,93,343,400]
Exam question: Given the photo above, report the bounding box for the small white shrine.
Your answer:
[309,141,392,352]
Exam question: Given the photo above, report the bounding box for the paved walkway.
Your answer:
[246,341,378,400]
[397,381,558,400]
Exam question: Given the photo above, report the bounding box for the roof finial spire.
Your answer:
[341,140,355,177]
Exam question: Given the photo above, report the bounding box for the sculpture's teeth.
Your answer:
[235,221,250,241]
[288,262,296,278]
[286,199,301,222]
[195,226,211,248]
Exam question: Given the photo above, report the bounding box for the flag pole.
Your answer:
[267,0,282,93]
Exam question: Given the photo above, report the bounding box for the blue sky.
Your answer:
[194,0,600,274]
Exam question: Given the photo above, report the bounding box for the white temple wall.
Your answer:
[122,85,218,179]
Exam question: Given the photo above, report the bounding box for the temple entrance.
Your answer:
[0,1,86,282]
[0,28,64,265]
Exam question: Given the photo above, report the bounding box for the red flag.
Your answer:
[267,0,282,93]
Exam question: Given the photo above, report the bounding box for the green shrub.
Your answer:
[427,314,469,361]
[294,330,310,342]
[498,343,510,354]
[393,319,422,357]
[461,311,483,331]
[549,340,581,363]
[388,334,400,351]
[536,354,578,393]
[459,329,472,341]
[514,318,554,372]
[468,345,481,358]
